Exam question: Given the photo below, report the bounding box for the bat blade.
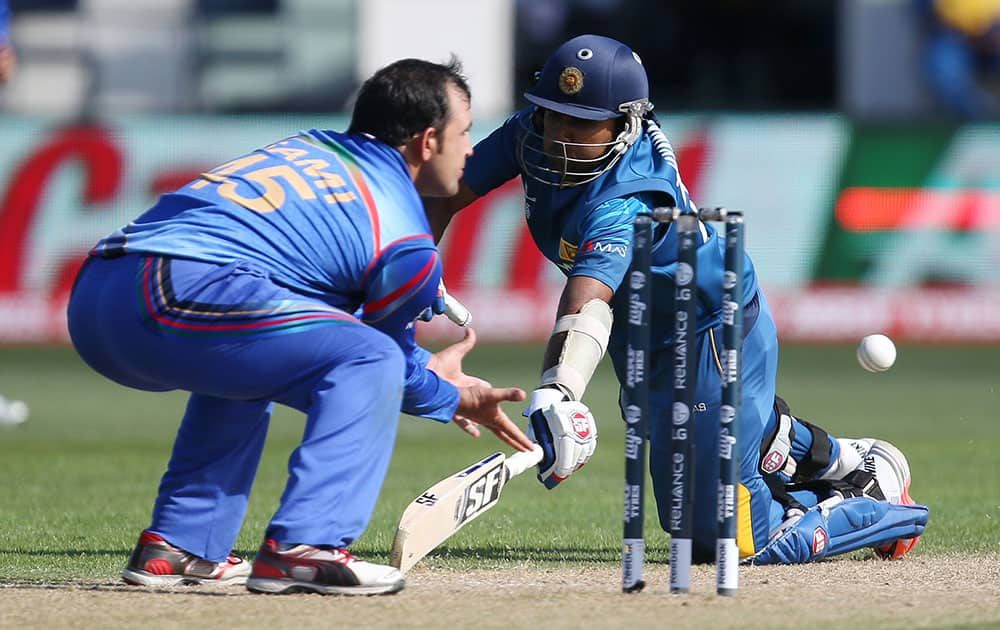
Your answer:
[390,446,542,573]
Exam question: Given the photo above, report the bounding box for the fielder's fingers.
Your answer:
[491,426,530,452]
[453,416,481,438]
[453,327,477,356]
[490,413,534,451]
[489,386,526,404]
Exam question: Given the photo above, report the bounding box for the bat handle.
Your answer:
[504,445,544,478]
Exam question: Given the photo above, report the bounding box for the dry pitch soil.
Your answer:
[2,554,998,629]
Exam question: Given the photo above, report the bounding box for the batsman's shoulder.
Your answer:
[584,195,647,231]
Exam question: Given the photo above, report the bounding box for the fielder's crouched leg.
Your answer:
[246,326,408,596]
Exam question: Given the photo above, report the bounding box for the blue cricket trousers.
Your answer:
[68,254,405,562]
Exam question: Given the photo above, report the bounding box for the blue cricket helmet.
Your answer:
[518,35,654,187]
[524,34,650,120]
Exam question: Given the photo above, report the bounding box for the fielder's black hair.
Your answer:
[348,57,470,147]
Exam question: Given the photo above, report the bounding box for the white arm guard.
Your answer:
[540,299,612,401]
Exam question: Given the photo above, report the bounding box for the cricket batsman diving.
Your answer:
[427,34,929,564]
[66,58,534,596]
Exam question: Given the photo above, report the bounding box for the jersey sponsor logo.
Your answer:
[457,462,506,524]
[582,239,628,257]
[558,67,584,95]
[570,411,592,439]
[812,526,829,556]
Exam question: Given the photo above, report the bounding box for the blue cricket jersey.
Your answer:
[463,108,760,355]
[90,130,458,420]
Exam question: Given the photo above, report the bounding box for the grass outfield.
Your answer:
[0,342,996,583]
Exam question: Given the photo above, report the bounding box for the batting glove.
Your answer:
[524,389,597,489]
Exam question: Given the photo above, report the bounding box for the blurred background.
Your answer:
[1,0,998,348]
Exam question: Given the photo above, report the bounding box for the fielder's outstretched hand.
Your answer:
[426,326,484,436]
[426,327,481,385]
[452,375,492,439]
[426,328,532,451]
[456,383,532,452]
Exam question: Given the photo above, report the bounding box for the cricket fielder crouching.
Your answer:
[67,58,535,595]
[428,35,928,565]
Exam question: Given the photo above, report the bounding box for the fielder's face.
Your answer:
[418,83,474,198]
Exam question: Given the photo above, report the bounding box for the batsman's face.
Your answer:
[418,83,474,198]
[541,110,617,166]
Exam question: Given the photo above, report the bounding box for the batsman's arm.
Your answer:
[535,197,634,402]
[524,276,612,488]
[524,201,639,485]
[537,275,614,401]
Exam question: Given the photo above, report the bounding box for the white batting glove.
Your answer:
[524,390,597,489]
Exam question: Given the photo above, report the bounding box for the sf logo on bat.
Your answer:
[415,492,438,506]
[455,462,506,524]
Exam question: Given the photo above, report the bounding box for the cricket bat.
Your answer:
[389,445,543,573]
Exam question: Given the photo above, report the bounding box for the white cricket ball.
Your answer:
[857,334,896,373]
[0,399,28,425]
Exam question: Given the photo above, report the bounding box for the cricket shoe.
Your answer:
[121,530,251,586]
[246,539,405,596]
[821,438,877,481]
[864,440,922,560]
[827,438,922,559]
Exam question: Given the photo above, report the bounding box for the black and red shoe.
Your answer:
[121,530,250,586]
[246,539,404,595]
